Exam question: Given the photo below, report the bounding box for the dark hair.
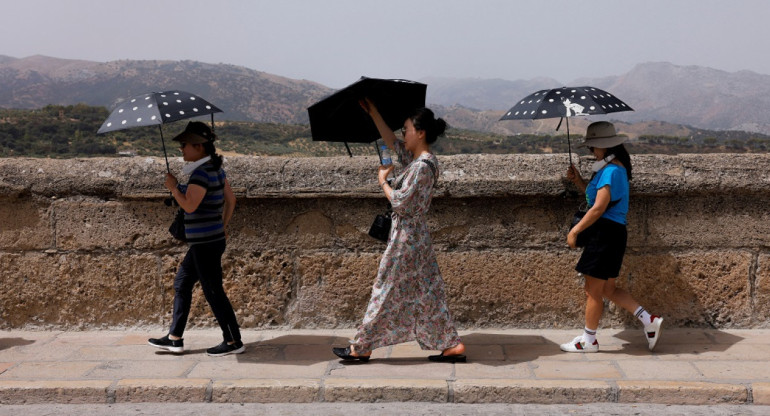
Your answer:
[202,136,223,170]
[409,107,447,145]
[605,144,632,181]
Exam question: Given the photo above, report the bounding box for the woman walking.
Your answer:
[148,121,244,357]
[561,121,663,353]
[332,99,466,363]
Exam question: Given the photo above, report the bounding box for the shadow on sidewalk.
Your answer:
[236,334,350,364]
[461,332,563,365]
[0,338,34,351]
[233,333,569,365]
[610,328,744,356]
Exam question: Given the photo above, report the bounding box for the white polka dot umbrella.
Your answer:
[97,90,223,171]
[499,86,633,164]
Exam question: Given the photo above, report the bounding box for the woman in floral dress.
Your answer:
[332,99,466,363]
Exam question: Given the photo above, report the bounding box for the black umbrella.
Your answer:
[307,77,427,156]
[97,90,223,172]
[499,86,633,164]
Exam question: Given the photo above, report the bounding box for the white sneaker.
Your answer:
[560,335,599,353]
[644,316,664,351]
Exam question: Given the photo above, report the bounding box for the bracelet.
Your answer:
[380,181,388,188]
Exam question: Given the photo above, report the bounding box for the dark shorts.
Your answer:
[575,218,627,280]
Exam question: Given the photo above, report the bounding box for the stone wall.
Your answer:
[1,153,769,330]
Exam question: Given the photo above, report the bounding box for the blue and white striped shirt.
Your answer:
[180,161,227,245]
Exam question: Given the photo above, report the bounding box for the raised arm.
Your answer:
[360,98,398,150]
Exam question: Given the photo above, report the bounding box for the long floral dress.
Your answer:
[351,140,462,354]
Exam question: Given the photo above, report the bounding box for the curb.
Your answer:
[0,379,761,405]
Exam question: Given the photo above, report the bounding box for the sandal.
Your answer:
[332,346,370,362]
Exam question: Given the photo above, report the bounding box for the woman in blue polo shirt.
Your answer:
[148,121,243,357]
[561,121,663,353]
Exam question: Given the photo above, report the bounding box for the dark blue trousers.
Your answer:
[169,240,241,343]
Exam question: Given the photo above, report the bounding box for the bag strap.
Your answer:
[586,198,620,212]
[420,159,438,185]
[393,158,438,190]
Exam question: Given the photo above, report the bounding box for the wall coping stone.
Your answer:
[1,153,769,199]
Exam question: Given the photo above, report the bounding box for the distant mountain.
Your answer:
[579,62,770,134]
[2,56,770,135]
[421,76,562,111]
[426,62,770,135]
[0,55,332,124]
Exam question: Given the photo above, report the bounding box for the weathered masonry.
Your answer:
[1,154,769,329]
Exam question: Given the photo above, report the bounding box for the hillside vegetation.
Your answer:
[2,105,769,158]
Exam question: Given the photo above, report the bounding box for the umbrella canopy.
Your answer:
[97,90,223,172]
[499,86,633,121]
[307,77,427,145]
[499,86,633,165]
[97,90,222,134]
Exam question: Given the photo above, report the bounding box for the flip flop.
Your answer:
[428,353,467,363]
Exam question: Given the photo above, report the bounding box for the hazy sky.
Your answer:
[3,0,769,88]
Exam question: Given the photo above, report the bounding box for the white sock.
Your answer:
[582,327,597,345]
[635,306,652,324]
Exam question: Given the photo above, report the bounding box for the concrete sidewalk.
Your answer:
[1,328,770,406]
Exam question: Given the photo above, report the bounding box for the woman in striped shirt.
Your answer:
[148,121,243,357]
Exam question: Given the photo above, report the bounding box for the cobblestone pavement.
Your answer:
[2,328,770,406]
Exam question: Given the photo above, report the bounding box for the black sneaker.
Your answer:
[148,335,184,353]
[207,340,245,357]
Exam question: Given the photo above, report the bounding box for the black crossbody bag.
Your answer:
[570,198,620,247]
[368,159,438,242]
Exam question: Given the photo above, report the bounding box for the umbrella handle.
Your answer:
[566,117,572,166]
[159,125,170,173]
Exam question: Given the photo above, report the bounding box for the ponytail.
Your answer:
[202,141,223,170]
[606,144,633,181]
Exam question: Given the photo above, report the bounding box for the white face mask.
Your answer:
[591,154,616,172]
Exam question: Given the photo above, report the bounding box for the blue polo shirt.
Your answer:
[585,163,629,225]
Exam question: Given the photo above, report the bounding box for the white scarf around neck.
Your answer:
[182,155,212,175]
[591,154,616,172]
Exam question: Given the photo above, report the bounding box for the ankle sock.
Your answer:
[583,327,597,345]
[634,306,652,325]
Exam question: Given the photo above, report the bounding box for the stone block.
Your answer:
[0,252,164,328]
[753,254,770,323]
[212,379,319,403]
[0,380,110,404]
[227,198,384,253]
[622,251,752,327]
[616,380,747,404]
[751,382,770,405]
[323,378,447,402]
[289,253,381,327]
[452,379,612,404]
[437,251,585,327]
[0,197,52,250]
[53,199,177,250]
[114,378,209,403]
[644,195,770,249]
